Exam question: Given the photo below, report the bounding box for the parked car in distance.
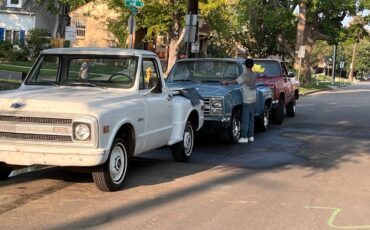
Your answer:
[166,58,273,144]
[254,59,300,124]
[0,48,204,192]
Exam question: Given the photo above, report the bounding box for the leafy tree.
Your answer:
[237,0,296,58]
[344,16,369,80]
[23,29,51,60]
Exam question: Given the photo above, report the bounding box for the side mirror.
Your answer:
[21,72,28,81]
[287,72,295,78]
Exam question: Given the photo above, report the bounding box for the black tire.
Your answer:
[0,163,12,180]
[225,110,241,144]
[272,99,284,125]
[286,99,296,117]
[256,103,270,132]
[171,121,194,162]
[92,138,128,192]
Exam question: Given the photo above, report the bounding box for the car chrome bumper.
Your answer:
[0,144,107,167]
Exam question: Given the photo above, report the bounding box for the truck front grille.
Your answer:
[0,132,72,142]
[0,115,72,125]
[203,98,210,116]
[0,114,74,144]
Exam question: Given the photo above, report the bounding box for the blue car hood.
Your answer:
[166,82,240,97]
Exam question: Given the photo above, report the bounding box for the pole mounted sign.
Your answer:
[125,0,144,8]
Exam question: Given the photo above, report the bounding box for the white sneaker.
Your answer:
[238,138,249,143]
[248,137,254,142]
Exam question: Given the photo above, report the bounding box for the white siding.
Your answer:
[0,13,35,31]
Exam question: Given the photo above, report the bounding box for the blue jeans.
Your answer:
[241,103,255,138]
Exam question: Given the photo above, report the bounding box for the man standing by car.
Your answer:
[221,58,257,143]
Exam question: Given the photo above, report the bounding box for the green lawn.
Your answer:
[0,79,21,91]
[300,74,351,95]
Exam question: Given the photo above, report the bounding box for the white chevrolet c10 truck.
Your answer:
[0,48,204,191]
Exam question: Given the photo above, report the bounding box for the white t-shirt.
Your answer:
[236,70,258,104]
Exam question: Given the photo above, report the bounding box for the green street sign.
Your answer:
[129,6,138,13]
[125,0,144,7]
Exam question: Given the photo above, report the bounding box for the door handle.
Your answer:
[166,94,173,101]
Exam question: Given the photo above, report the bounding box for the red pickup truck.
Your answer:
[254,59,300,125]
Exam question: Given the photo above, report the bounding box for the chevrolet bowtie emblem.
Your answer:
[11,102,26,109]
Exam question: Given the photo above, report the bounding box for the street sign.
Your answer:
[129,6,138,13]
[185,14,198,43]
[191,43,199,53]
[125,0,144,7]
[65,26,76,42]
[298,45,305,58]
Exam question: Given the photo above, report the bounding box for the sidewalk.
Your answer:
[0,70,22,81]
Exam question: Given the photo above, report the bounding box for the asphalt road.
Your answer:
[1,82,370,230]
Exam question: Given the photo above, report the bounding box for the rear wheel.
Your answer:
[172,121,194,162]
[272,99,284,125]
[256,103,270,132]
[92,138,128,192]
[286,99,296,117]
[225,110,241,144]
[0,163,12,180]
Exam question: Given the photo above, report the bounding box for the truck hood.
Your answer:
[0,86,136,115]
[166,82,239,97]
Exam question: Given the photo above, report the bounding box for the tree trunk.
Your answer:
[294,0,307,71]
[348,42,357,81]
[165,29,185,74]
[301,27,315,84]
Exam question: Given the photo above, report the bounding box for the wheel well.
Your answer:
[279,93,285,102]
[265,98,272,109]
[233,105,242,114]
[188,110,199,130]
[295,89,299,100]
[115,123,135,157]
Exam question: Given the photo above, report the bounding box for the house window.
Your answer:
[5,30,12,41]
[7,0,22,8]
[73,17,86,39]
[13,31,20,44]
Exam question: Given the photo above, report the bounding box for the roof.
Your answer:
[41,48,157,56]
[0,0,40,14]
[177,58,244,64]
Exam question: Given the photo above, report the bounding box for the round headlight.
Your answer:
[211,98,223,108]
[74,124,91,141]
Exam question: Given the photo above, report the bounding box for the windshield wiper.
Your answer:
[173,79,198,83]
[60,81,107,90]
[32,81,59,87]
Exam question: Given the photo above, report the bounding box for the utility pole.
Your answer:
[185,0,198,58]
[331,45,336,85]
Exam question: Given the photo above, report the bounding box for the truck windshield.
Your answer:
[168,61,240,82]
[26,55,138,89]
[253,60,281,77]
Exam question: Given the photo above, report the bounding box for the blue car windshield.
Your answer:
[168,61,240,82]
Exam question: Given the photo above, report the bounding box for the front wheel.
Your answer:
[225,110,241,144]
[92,138,128,192]
[171,121,194,162]
[0,163,12,180]
[256,103,270,132]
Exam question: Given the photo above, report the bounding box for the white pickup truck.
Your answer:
[0,48,204,191]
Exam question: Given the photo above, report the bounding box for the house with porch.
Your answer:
[0,0,59,44]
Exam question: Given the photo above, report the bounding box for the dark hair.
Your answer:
[245,58,254,68]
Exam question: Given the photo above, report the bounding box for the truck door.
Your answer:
[139,58,173,150]
[281,62,293,104]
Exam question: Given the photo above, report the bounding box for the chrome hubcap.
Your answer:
[233,117,241,140]
[183,125,193,156]
[264,107,269,128]
[109,143,126,184]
